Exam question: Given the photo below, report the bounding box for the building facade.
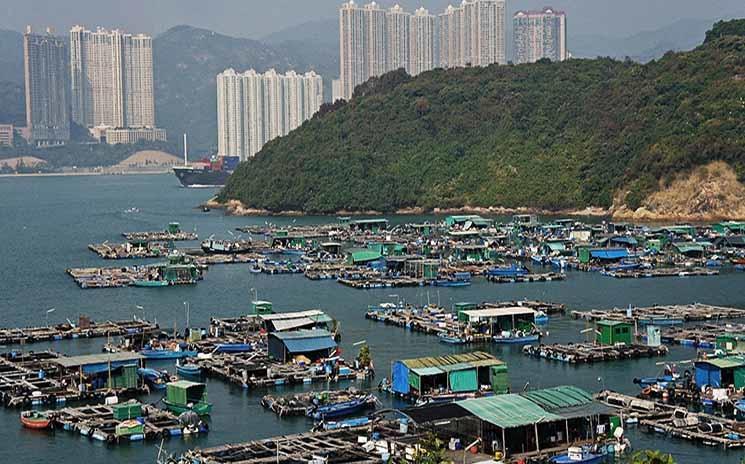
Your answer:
[23,27,70,145]
[386,5,410,73]
[216,69,323,160]
[0,124,13,147]
[410,8,436,76]
[69,26,158,135]
[513,8,567,64]
[438,0,506,68]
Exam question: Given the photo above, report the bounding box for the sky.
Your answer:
[1,0,744,39]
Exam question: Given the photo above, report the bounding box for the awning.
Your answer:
[456,394,562,429]
[551,403,614,419]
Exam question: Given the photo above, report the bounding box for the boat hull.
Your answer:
[493,334,540,344]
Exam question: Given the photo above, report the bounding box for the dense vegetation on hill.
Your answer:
[219,21,745,214]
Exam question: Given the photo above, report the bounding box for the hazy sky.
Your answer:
[2,0,744,39]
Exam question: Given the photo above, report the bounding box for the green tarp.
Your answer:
[735,367,745,390]
[448,368,478,393]
[521,385,593,410]
[456,394,562,429]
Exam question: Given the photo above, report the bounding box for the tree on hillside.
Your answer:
[630,450,676,464]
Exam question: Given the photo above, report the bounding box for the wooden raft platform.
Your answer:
[260,389,375,418]
[596,391,745,449]
[601,267,719,279]
[571,303,745,324]
[658,323,745,349]
[197,352,369,390]
[0,318,158,346]
[41,402,207,443]
[522,342,668,364]
[486,272,565,284]
[176,420,420,463]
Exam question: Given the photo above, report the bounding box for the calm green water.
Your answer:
[0,174,742,463]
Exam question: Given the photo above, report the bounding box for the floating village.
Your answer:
[9,215,745,463]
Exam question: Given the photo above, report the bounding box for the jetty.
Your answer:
[571,303,745,325]
[522,342,669,364]
[0,317,158,346]
[37,401,207,443]
[173,419,421,463]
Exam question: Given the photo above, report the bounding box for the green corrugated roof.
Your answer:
[520,386,593,410]
[673,242,704,253]
[401,351,502,370]
[544,242,566,252]
[698,356,745,369]
[456,394,562,429]
[439,362,474,373]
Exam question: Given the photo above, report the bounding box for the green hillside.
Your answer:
[219,20,745,214]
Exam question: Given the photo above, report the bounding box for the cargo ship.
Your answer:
[173,134,240,188]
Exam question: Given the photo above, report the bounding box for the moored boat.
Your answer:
[176,360,202,377]
[308,395,376,421]
[493,330,540,344]
[550,446,605,464]
[20,411,51,430]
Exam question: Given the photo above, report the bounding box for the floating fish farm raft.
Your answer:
[571,303,745,325]
[601,267,719,279]
[0,317,158,345]
[66,263,202,289]
[597,391,745,449]
[657,323,745,349]
[486,272,565,284]
[40,402,207,443]
[260,389,376,418]
[121,231,197,242]
[196,352,369,390]
[365,300,564,340]
[522,343,669,364]
[88,242,171,259]
[172,420,422,463]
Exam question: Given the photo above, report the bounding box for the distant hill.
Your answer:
[154,25,338,154]
[218,19,745,220]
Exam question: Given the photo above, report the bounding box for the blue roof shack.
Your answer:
[267,329,338,363]
[694,356,745,389]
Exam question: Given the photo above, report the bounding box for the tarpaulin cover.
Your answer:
[520,385,593,410]
[281,336,337,354]
[590,249,628,260]
[695,363,722,388]
[392,361,410,394]
[448,368,478,392]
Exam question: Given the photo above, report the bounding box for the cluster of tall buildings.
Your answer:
[336,1,568,102]
[21,25,163,146]
[216,69,323,160]
[513,8,567,64]
[338,1,438,101]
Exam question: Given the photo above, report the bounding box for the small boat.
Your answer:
[431,279,471,287]
[249,265,262,273]
[550,446,605,464]
[318,416,371,430]
[20,411,51,430]
[138,368,170,390]
[534,311,549,325]
[176,360,202,377]
[309,395,376,421]
[438,333,466,345]
[213,343,253,353]
[133,280,170,288]
[486,264,529,278]
[493,330,540,344]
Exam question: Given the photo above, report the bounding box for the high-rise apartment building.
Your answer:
[410,8,436,76]
[386,5,410,73]
[513,8,567,64]
[70,26,156,130]
[216,69,323,160]
[339,0,506,100]
[23,27,70,145]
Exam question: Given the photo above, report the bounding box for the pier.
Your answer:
[486,272,565,284]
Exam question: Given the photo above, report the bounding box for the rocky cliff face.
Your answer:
[612,161,745,221]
